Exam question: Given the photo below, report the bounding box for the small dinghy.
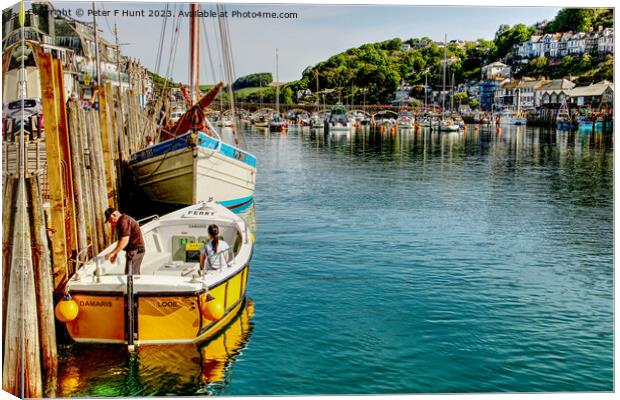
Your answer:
[57,200,253,346]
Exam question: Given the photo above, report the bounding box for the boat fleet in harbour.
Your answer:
[236,108,502,134]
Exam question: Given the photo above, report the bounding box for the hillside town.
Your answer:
[387,21,614,128]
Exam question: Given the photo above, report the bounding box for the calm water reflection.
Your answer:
[54,125,613,396]
[55,298,254,397]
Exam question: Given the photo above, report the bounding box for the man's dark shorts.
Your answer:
[125,247,145,275]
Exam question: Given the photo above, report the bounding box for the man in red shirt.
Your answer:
[104,207,145,275]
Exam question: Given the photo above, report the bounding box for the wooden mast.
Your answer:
[275,48,280,116]
[442,33,447,121]
[189,3,200,105]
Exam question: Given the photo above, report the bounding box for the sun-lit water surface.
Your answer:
[53,125,613,396]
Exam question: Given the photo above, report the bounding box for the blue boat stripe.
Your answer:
[130,132,257,168]
[196,133,257,167]
[219,196,254,208]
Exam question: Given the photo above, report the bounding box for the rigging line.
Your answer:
[154,3,170,75]
[143,3,179,142]
[155,8,182,126]
[210,4,224,83]
[168,14,182,82]
[200,17,218,84]
[222,8,238,82]
[217,4,248,150]
[187,3,191,95]
[99,3,114,37]
[163,5,181,83]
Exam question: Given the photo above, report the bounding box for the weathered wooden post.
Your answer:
[99,83,118,207]
[53,58,79,267]
[2,179,43,398]
[67,101,89,254]
[105,82,123,200]
[2,176,17,341]
[37,48,69,289]
[26,174,58,395]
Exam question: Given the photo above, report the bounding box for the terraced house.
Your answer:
[513,27,614,60]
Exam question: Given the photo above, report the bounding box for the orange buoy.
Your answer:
[201,295,225,321]
[55,294,79,322]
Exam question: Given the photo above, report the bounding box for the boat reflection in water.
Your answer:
[56,300,255,397]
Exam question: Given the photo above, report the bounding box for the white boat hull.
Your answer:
[328,124,352,134]
[499,116,527,125]
[130,133,256,208]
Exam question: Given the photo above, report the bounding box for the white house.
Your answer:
[557,32,573,57]
[516,79,549,110]
[541,33,560,57]
[566,81,614,107]
[529,35,544,57]
[481,61,511,80]
[567,32,587,54]
[536,78,576,107]
[598,28,614,54]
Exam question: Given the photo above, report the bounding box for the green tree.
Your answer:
[494,24,535,58]
[453,92,468,103]
[281,86,294,104]
[529,56,549,78]
[232,72,272,90]
[546,8,595,32]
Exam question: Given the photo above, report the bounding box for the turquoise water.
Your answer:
[55,126,613,396]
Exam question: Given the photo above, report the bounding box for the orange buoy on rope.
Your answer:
[55,294,79,322]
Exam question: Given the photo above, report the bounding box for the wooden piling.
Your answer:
[105,82,123,198]
[53,58,78,263]
[84,108,108,250]
[72,104,94,255]
[37,49,69,290]
[99,83,118,207]
[26,174,58,395]
[2,176,17,342]
[67,101,89,254]
[2,179,43,398]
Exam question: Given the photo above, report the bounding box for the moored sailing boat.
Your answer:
[269,48,286,132]
[129,4,256,209]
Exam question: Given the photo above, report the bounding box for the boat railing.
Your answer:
[71,244,93,280]
[205,247,235,272]
[137,214,160,225]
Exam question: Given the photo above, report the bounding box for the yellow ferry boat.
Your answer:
[56,200,253,346]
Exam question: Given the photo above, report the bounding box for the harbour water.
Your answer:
[54,125,613,396]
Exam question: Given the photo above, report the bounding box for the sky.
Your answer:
[11,1,567,84]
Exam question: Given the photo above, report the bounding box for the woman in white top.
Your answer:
[200,224,230,272]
